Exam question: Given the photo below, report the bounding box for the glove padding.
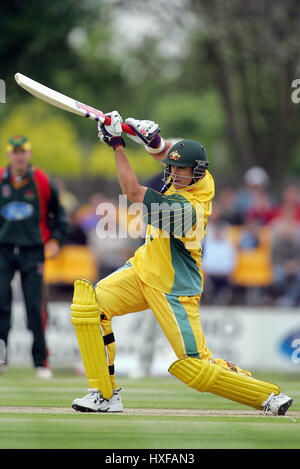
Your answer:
[98,110,125,149]
[125,118,160,146]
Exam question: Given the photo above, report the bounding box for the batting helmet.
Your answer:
[162,139,209,188]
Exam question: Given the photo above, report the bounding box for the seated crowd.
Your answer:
[201,167,300,306]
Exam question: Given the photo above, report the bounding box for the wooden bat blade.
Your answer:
[14,73,135,135]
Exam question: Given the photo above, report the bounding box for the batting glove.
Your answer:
[125,117,165,154]
[98,110,125,150]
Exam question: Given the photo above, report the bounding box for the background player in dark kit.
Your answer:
[0,135,68,378]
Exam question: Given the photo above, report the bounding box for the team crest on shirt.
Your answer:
[169,150,181,161]
[2,184,11,198]
[1,201,34,220]
[24,189,35,200]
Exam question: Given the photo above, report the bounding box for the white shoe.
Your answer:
[0,363,6,374]
[36,366,53,379]
[262,392,293,416]
[72,388,123,413]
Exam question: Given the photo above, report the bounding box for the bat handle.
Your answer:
[121,122,136,136]
[103,115,136,136]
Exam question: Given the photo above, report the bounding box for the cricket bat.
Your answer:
[14,73,135,135]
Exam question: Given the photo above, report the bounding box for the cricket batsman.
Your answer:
[71,112,293,416]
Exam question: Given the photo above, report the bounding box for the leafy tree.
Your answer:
[186,0,300,183]
[0,101,82,177]
[0,0,100,84]
[88,143,161,179]
[2,0,300,186]
[0,0,129,143]
[152,91,227,173]
[116,0,300,184]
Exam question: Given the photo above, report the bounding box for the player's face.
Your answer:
[7,148,32,175]
[170,165,193,189]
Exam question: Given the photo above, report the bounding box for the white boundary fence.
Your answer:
[6,302,300,375]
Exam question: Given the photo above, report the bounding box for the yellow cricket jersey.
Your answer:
[130,170,215,295]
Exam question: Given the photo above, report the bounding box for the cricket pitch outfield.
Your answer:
[0,368,299,450]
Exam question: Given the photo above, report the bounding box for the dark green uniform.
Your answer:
[0,165,68,368]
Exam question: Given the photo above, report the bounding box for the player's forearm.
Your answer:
[114,146,146,203]
[145,139,173,164]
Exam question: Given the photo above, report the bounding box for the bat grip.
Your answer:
[103,116,136,136]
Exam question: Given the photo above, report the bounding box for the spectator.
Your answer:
[53,180,86,245]
[55,179,79,214]
[217,186,243,225]
[228,215,274,306]
[65,210,87,246]
[238,217,260,249]
[272,184,300,223]
[76,192,109,234]
[270,209,300,307]
[235,166,275,224]
[202,205,237,304]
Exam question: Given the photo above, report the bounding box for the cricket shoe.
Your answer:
[72,388,123,413]
[262,392,293,416]
[36,366,53,379]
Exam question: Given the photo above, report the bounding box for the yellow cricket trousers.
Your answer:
[95,263,213,378]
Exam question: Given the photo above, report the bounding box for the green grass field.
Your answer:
[0,367,299,450]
